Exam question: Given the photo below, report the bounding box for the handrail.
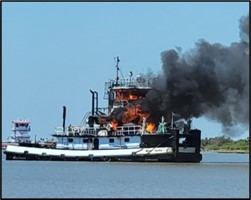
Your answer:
[54,124,142,137]
[105,77,153,89]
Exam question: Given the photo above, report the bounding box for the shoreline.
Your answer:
[202,150,249,154]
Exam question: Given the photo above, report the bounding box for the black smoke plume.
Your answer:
[143,14,249,136]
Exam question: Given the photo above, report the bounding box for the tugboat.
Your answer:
[4,58,202,162]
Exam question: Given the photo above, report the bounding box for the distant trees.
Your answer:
[201,136,249,152]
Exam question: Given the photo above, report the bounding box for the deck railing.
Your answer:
[54,124,142,137]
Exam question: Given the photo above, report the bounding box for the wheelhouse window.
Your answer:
[68,138,73,143]
[83,139,88,143]
[124,138,130,142]
[109,138,114,143]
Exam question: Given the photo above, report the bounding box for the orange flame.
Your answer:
[111,120,118,131]
[115,91,122,100]
[122,104,141,124]
[115,90,143,101]
[129,94,138,100]
[146,122,155,133]
[122,104,151,126]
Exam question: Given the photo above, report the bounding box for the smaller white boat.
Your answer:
[2,119,31,150]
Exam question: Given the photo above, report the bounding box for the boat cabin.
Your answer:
[11,119,31,143]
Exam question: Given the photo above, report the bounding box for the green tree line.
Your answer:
[201,136,249,153]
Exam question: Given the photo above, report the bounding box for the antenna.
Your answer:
[115,56,120,85]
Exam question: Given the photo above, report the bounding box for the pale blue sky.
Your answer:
[2,2,249,141]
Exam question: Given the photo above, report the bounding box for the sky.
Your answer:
[2,2,249,141]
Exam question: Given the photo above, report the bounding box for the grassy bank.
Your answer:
[201,136,249,154]
[202,149,249,154]
[216,150,249,154]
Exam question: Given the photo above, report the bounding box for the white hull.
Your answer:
[5,144,173,158]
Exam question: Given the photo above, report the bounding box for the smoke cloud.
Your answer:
[143,14,249,136]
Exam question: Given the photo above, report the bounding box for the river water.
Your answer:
[2,151,249,198]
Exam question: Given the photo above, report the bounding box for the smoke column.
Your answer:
[144,14,249,136]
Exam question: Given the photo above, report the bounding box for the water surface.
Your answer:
[2,151,249,198]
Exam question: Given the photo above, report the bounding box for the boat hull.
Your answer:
[4,144,202,162]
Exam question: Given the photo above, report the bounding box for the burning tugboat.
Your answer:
[4,58,202,162]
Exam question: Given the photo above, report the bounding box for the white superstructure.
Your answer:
[10,119,31,143]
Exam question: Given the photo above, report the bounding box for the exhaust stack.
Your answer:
[90,90,95,115]
[89,90,99,115]
[63,106,66,133]
[94,91,98,113]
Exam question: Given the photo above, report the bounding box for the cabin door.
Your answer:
[94,138,99,150]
